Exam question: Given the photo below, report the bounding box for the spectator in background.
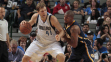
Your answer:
[97,12,110,27]
[2,0,8,8]
[107,6,111,17]
[54,0,70,7]
[103,42,111,54]
[84,0,91,8]
[8,40,24,62]
[84,0,100,8]
[17,0,35,24]
[71,0,84,15]
[85,0,101,15]
[87,9,100,24]
[97,42,111,62]
[87,30,94,47]
[93,38,107,53]
[0,0,4,4]
[64,44,71,62]
[82,23,96,41]
[70,0,85,24]
[97,25,111,44]
[53,0,70,15]
[101,0,111,15]
[26,31,36,50]
[18,36,27,53]
[97,20,111,36]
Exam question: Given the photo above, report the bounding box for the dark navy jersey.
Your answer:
[65,20,92,55]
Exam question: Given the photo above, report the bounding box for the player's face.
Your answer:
[38,7,47,18]
[0,8,5,19]
[64,14,73,24]
[20,41,26,48]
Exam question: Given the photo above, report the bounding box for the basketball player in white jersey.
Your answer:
[20,2,65,62]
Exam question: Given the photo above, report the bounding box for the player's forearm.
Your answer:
[58,30,65,38]
[64,36,74,47]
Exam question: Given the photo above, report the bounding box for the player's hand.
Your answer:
[55,34,60,41]
[20,20,27,25]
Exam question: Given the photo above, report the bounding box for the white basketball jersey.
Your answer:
[36,14,57,46]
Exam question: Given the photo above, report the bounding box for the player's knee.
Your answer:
[56,53,65,60]
[22,55,31,61]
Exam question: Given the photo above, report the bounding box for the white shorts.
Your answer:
[25,40,64,62]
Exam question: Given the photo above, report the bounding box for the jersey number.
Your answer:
[46,30,52,36]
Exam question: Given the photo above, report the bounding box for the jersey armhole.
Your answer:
[33,15,39,27]
[49,15,55,30]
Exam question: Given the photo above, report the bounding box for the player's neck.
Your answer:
[41,16,47,22]
[67,21,74,26]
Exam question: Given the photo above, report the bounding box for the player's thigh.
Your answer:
[25,41,41,57]
[47,42,64,58]
[82,45,94,62]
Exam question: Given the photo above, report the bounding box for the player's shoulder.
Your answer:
[50,15,57,20]
[32,13,39,18]
[70,25,80,31]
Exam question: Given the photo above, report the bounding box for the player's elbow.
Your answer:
[72,41,78,48]
[72,44,77,48]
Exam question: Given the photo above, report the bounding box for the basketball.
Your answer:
[19,23,32,34]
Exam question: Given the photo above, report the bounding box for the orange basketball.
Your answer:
[19,23,32,34]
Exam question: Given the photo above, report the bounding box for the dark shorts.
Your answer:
[68,41,94,62]
[0,40,8,62]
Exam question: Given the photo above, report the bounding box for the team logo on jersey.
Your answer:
[91,54,95,58]
[39,25,51,30]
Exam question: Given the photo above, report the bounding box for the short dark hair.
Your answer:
[83,23,89,27]
[65,10,74,17]
[36,2,46,11]
[96,38,103,46]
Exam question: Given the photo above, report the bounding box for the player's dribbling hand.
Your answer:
[20,20,27,25]
[55,35,60,41]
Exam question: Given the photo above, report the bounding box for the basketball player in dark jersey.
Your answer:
[63,10,94,62]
